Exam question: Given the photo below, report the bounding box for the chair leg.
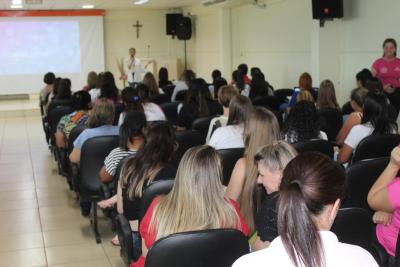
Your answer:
[91,200,102,244]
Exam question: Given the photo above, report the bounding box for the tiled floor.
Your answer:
[0,110,124,267]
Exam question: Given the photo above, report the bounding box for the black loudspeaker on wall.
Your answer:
[176,16,192,40]
[166,13,183,35]
[312,0,343,19]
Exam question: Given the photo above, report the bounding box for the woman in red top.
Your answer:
[131,145,249,267]
[372,38,400,113]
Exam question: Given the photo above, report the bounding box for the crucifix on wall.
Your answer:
[132,20,143,39]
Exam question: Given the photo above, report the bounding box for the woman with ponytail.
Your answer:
[233,152,378,267]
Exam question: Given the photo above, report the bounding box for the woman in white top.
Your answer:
[208,95,253,150]
[338,90,397,164]
[233,152,378,267]
[118,84,166,125]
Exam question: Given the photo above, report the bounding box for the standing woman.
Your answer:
[372,38,400,113]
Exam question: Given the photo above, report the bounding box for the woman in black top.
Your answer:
[117,121,177,231]
[253,141,297,251]
[176,78,223,130]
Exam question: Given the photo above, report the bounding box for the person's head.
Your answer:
[238,64,248,75]
[296,90,314,103]
[362,91,396,134]
[86,71,97,90]
[87,98,115,128]
[150,145,241,240]
[241,107,281,232]
[213,78,228,98]
[142,72,159,96]
[284,101,320,142]
[56,78,72,100]
[185,78,213,117]
[217,85,239,108]
[119,111,146,150]
[250,67,262,79]
[255,141,297,194]
[121,121,175,199]
[316,80,340,110]
[52,77,62,97]
[278,152,346,267]
[43,72,56,85]
[101,71,119,100]
[364,78,383,94]
[72,90,91,111]
[158,67,169,84]
[231,70,238,83]
[129,47,136,57]
[211,69,222,82]
[227,95,253,125]
[298,72,312,92]
[350,87,368,112]
[382,38,397,58]
[96,72,104,89]
[236,69,246,91]
[356,69,373,88]
[181,69,196,85]
[121,85,147,114]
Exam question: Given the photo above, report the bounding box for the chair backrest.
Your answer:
[352,134,400,164]
[162,85,175,100]
[67,125,86,154]
[217,148,245,186]
[318,107,343,142]
[150,94,170,105]
[47,99,73,114]
[292,139,334,159]
[80,135,119,196]
[274,88,293,102]
[175,90,188,102]
[47,105,74,145]
[113,102,124,126]
[191,116,216,143]
[144,229,250,267]
[116,214,135,266]
[252,96,281,111]
[342,157,389,211]
[160,102,179,124]
[331,207,374,254]
[139,179,175,221]
[174,130,203,165]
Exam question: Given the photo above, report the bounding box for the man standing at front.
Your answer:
[123,48,145,87]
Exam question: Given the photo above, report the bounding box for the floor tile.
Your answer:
[0,232,44,253]
[0,248,47,267]
[45,243,108,266]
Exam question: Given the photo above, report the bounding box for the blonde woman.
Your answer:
[226,107,281,233]
[131,146,249,267]
[252,141,297,251]
[142,72,163,97]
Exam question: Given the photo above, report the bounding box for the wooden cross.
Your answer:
[132,20,143,39]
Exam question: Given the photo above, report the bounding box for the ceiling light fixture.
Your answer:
[134,0,149,5]
[82,4,94,9]
[12,0,22,4]
[10,4,23,8]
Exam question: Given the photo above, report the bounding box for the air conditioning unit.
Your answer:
[201,0,226,6]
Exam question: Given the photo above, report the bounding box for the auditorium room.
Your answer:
[0,0,399,266]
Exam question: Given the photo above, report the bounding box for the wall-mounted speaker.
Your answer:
[312,0,343,20]
[166,13,183,35]
[176,16,192,40]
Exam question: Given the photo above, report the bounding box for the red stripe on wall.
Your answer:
[0,10,105,17]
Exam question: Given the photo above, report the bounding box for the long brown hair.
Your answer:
[317,80,340,110]
[278,152,345,267]
[142,72,160,97]
[240,107,280,232]
[298,72,312,92]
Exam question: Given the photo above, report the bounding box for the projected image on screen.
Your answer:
[0,21,81,75]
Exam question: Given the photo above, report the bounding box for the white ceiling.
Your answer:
[0,0,201,10]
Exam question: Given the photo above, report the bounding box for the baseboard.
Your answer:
[0,94,30,100]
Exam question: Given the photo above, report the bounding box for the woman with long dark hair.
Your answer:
[233,152,378,267]
[158,67,173,88]
[100,71,120,102]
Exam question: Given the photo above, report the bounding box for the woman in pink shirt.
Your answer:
[372,38,400,113]
[368,146,400,259]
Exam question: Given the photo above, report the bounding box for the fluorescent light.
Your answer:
[10,4,23,8]
[82,4,94,9]
[134,0,149,5]
[12,0,22,4]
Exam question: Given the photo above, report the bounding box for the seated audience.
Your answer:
[226,107,281,233]
[89,72,103,103]
[209,69,227,97]
[249,72,274,99]
[55,90,91,148]
[142,72,163,97]
[252,141,297,251]
[100,71,120,103]
[282,101,327,143]
[238,63,252,85]
[69,98,119,164]
[158,67,173,88]
[206,85,239,142]
[368,146,400,258]
[250,67,262,79]
[83,71,97,92]
[46,78,72,114]
[287,72,316,109]
[118,85,166,125]
[118,122,177,236]
[171,69,195,101]
[208,95,253,150]
[236,69,250,97]
[296,89,314,103]
[132,145,249,267]
[337,91,397,164]
[233,152,378,267]
[336,87,368,146]
[176,78,223,130]
[39,72,55,105]
[45,77,62,110]
[342,69,373,115]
